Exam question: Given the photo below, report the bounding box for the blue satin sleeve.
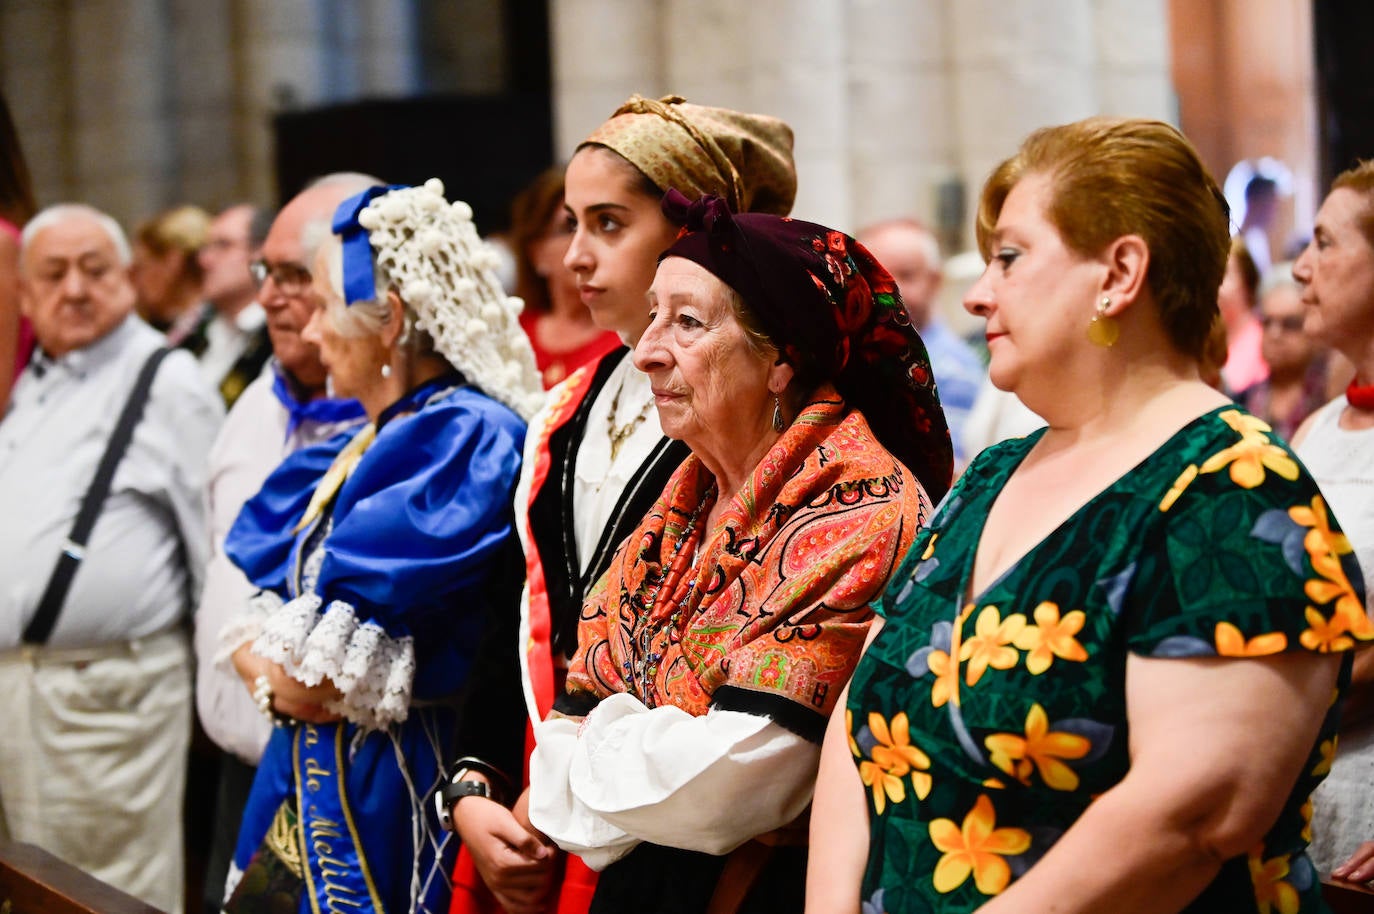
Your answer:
[223,430,355,592]
[315,387,526,635]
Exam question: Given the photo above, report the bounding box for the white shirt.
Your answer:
[528,694,818,869]
[514,352,666,721]
[961,376,1046,466]
[198,302,266,389]
[0,315,223,650]
[570,354,664,567]
[1296,396,1374,612]
[194,367,364,764]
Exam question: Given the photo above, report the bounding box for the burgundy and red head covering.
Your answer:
[661,190,953,501]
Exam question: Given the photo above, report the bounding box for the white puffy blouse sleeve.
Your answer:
[527,692,819,870]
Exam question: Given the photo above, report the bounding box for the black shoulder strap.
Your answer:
[23,347,173,645]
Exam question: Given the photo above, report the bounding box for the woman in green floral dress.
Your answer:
[807,117,1374,914]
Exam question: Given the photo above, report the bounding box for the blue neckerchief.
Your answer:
[332,184,408,305]
[270,363,366,443]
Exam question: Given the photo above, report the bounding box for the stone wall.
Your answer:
[5,0,1320,265]
[550,0,1173,248]
[0,0,500,228]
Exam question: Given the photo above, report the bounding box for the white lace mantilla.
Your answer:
[217,590,416,731]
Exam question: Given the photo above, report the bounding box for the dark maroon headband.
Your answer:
[661,190,952,501]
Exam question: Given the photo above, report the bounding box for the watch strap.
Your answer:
[441,778,496,805]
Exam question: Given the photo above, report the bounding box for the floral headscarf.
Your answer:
[661,191,953,501]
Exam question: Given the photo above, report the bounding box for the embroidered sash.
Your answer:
[295,724,385,914]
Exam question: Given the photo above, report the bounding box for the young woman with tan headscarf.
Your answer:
[445,95,799,914]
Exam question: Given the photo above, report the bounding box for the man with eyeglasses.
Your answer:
[193,173,378,914]
[188,204,272,407]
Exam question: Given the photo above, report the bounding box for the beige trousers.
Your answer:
[0,628,191,914]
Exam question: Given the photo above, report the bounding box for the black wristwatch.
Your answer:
[435,777,496,831]
[434,756,512,832]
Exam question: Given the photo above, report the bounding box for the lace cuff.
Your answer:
[214,590,284,667]
[253,594,416,730]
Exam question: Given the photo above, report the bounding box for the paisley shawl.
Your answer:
[567,385,930,730]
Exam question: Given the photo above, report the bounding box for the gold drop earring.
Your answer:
[1087,296,1120,347]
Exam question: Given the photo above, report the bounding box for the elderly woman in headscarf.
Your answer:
[518,192,952,914]
[446,95,799,914]
[218,179,543,914]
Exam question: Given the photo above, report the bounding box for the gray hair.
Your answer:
[298,172,385,264]
[21,203,132,266]
[1259,261,1300,301]
[317,232,391,337]
[316,231,435,368]
[857,217,943,273]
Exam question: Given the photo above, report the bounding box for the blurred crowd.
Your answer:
[4,82,1374,914]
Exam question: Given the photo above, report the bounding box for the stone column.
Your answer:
[67,0,180,224]
[732,0,849,227]
[169,0,242,208]
[848,0,956,236]
[655,0,849,224]
[1093,0,1172,121]
[232,0,335,204]
[948,0,1099,236]
[1,0,77,206]
[549,0,663,156]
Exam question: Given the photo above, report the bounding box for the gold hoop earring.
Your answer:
[1087,296,1120,347]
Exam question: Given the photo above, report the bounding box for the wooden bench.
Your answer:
[1326,878,1374,913]
[0,840,163,914]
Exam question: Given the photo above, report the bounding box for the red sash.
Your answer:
[450,364,601,914]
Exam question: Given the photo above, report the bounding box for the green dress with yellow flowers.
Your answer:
[848,406,1371,913]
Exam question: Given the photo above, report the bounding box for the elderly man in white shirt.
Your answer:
[0,203,222,914]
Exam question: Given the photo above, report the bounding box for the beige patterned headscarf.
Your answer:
[581,94,797,216]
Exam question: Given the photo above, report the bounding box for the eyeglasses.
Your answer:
[249,259,312,296]
[1260,315,1306,334]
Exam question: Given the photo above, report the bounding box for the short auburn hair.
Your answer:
[975,117,1230,360]
[1330,159,1374,248]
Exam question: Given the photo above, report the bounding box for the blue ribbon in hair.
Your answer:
[332,184,408,305]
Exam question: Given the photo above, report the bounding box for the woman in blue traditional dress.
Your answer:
[217,179,545,914]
